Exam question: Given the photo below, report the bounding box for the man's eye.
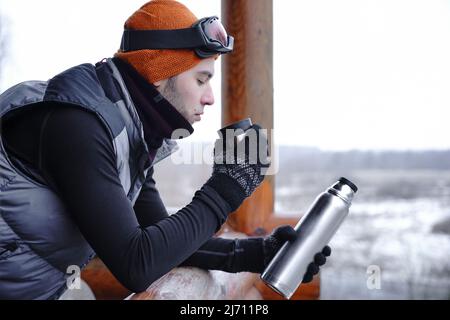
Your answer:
[197,79,205,85]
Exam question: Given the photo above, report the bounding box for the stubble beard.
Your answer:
[160,77,192,124]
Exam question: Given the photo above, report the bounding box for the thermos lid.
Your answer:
[339,177,358,193]
[218,118,253,136]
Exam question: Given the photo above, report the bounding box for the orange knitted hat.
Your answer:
[115,0,203,84]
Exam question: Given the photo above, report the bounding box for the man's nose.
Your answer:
[202,85,215,106]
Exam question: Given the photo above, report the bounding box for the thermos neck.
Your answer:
[328,178,357,204]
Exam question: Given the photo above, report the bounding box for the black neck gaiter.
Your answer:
[112,58,194,161]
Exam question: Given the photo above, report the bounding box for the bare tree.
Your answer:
[0,12,8,85]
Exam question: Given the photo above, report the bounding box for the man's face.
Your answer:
[155,58,216,125]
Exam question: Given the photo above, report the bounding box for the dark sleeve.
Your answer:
[133,167,170,227]
[180,237,264,273]
[134,171,265,273]
[39,106,231,292]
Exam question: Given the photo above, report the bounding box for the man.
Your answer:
[0,0,330,299]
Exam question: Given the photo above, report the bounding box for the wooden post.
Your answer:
[221,0,274,235]
[221,0,321,300]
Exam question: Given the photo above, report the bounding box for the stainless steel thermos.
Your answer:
[261,177,358,299]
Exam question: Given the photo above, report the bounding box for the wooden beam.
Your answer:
[81,258,130,300]
[221,0,274,235]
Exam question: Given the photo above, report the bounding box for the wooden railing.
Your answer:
[82,218,320,300]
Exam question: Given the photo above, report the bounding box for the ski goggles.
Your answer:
[120,16,234,58]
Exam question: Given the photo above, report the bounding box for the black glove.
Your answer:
[205,124,270,211]
[262,225,332,283]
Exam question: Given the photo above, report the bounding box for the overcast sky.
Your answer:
[1,0,449,151]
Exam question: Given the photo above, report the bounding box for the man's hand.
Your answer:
[205,124,270,211]
[262,225,332,283]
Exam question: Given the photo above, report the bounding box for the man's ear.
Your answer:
[153,79,168,89]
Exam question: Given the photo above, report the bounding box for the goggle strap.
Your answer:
[120,28,206,52]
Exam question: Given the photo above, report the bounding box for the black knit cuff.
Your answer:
[235,238,265,273]
[205,173,247,212]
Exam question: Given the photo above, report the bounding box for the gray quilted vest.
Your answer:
[0,59,178,299]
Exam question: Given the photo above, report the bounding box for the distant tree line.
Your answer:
[279,146,450,171]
